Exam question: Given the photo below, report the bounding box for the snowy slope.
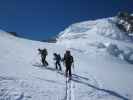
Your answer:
[0,30,67,100]
[57,17,133,100]
[0,16,133,100]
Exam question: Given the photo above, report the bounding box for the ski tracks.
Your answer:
[65,78,75,100]
[70,80,75,100]
[64,73,100,100]
[64,74,99,100]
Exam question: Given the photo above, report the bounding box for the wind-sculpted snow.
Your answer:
[57,17,133,64]
[58,17,132,42]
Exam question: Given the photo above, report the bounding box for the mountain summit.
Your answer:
[58,12,133,42]
[57,16,133,64]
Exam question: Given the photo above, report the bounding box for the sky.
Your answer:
[0,0,133,41]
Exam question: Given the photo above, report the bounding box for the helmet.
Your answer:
[66,50,70,54]
[43,48,47,51]
[53,53,57,56]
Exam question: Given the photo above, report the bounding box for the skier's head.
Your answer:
[66,50,71,55]
[43,48,47,51]
[53,53,57,56]
[38,48,42,53]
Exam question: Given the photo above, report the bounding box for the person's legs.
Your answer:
[65,66,69,77]
[57,61,62,71]
[41,57,45,66]
[68,66,72,78]
[41,55,45,66]
[55,62,58,69]
[43,55,48,66]
[44,60,48,66]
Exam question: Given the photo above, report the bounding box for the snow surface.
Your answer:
[0,17,133,100]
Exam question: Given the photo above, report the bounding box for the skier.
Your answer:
[63,50,74,79]
[38,48,48,66]
[53,53,62,71]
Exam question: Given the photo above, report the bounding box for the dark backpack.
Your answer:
[64,54,73,64]
[57,54,61,61]
[42,49,48,56]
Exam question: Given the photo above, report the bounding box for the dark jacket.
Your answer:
[54,54,61,62]
[63,53,73,65]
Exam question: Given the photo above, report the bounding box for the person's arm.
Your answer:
[38,49,41,54]
[62,55,65,65]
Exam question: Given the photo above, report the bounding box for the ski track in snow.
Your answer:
[0,66,130,100]
[0,69,100,100]
[63,72,130,100]
[66,79,75,100]
[65,78,75,100]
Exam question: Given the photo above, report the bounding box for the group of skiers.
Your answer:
[38,48,74,79]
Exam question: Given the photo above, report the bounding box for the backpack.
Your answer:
[42,49,48,56]
[57,54,61,61]
[64,54,73,64]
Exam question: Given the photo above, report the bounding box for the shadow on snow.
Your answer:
[72,78,129,100]
[33,64,129,100]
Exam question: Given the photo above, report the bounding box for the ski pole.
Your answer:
[72,63,75,73]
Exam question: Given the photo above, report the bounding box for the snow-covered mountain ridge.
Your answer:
[57,17,133,64]
[58,17,132,41]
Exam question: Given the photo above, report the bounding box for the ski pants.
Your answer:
[41,56,48,66]
[65,64,72,78]
[55,61,62,70]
